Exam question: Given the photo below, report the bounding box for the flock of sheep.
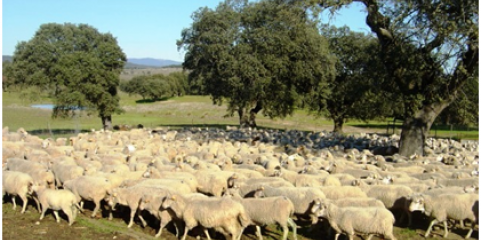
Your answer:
[2,126,479,240]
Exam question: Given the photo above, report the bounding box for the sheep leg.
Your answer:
[137,212,147,227]
[237,227,245,240]
[39,204,48,220]
[11,196,17,210]
[127,209,136,228]
[287,217,297,240]
[442,220,449,238]
[32,196,41,213]
[91,201,101,218]
[255,225,264,240]
[424,219,439,238]
[203,228,212,240]
[465,223,474,239]
[334,233,341,240]
[281,225,289,240]
[64,207,74,226]
[20,195,28,213]
[53,210,61,223]
[181,226,189,240]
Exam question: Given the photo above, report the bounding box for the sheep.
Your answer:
[223,188,297,240]
[105,185,174,229]
[409,193,479,239]
[34,185,82,226]
[333,197,385,208]
[318,186,368,199]
[257,186,326,225]
[2,170,36,213]
[193,170,229,196]
[121,178,193,195]
[227,175,294,197]
[63,176,113,218]
[362,184,414,226]
[6,158,55,188]
[142,167,199,192]
[161,193,250,240]
[311,199,397,240]
[139,192,208,238]
[50,162,85,187]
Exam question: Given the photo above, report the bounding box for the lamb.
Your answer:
[63,176,113,218]
[161,193,250,240]
[223,188,297,240]
[2,170,36,213]
[409,193,478,239]
[34,185,82,226]
[311,199,397,240]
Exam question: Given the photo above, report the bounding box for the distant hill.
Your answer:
[3,55,13,62]
[2,55,182,69]
[127,58,182,68]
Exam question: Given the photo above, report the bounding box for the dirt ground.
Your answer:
[2,198,478,240]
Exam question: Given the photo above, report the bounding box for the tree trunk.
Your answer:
[101,115,112,130]
[398,102,449,157]
[248,102,263,128]
[332,117,344,133]
[238,108,249,128]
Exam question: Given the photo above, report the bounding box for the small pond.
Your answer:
[31,104,54,109]
[31,104,86,110]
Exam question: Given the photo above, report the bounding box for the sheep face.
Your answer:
[408,195,425,212]
[311,201,328,218]
[161,195,176,209]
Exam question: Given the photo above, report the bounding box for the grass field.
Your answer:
[2,90,478,140]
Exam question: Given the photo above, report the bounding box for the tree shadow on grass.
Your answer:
[135,97,171,104]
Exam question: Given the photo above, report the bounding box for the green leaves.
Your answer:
[180,0,335,123]
[10,23,126,122]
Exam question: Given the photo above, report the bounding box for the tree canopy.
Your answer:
[179,0,335,127]
[120,71,190,100]
[311,0,479,156]
[9,23,126,129]
[311,25,400,133]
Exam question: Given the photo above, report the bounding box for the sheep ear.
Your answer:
[311,203,320,213]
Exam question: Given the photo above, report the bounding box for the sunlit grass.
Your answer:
[3,90,478,140]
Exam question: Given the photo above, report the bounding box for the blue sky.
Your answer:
[2,1,369,62]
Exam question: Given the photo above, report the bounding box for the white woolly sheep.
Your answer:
[2,170,36,213]
[223,188,297,240]
[63,176,113,218]
[312,199,397,240]
[50,162,85,187]
[318,186,368,199]
[409,193,478,239]
[333,197,385,208]
[257,186,326,225]
[139,192,208,238]
[34,186,82,226]
[161,194,250,240]
[362,184,414,226]
[105,185,174,229]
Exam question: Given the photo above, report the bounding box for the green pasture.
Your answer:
[2,91,478,140]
